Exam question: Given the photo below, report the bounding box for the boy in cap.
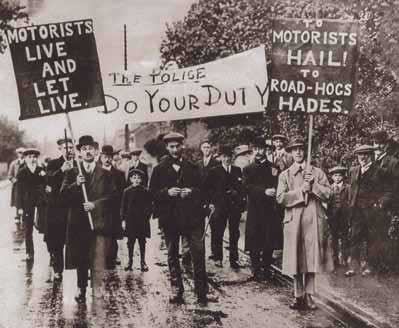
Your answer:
[128,147,148,186]
[328,166,348,267]
[8,147,25,222]
[277,137,332,310]
[16,148,47,261]
[121,168,152,271]
[44,137,74,281]
[149,132,208,305]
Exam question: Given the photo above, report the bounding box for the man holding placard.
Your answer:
[277,137,333,310]
[61,135,115,303]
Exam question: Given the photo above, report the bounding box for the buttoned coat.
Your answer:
[149,156,202,234]
[121,185,152,238]
[110,166,126,239]
[277,164,333,276]
[44,156,73,248]
[60,164,115,269]
[204,165,245,215]
[243,160,278,252]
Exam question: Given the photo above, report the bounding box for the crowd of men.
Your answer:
[8,129,399,310]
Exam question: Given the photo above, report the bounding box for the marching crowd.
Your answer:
[7,129,399,310]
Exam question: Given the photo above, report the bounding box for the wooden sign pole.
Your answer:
[65,112,94,230]
[305,114,314,205]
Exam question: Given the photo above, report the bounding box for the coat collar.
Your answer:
[289,162,311,176]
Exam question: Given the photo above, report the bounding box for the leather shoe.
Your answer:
[169,294,184,304]
[289,297,305,310]
[230,261,241,269]
[54,272,63,282]
[208,254,216,260]
[141,262,149,272]
[214,260,223,268]
[344,269,356,277]
[305,294,317,310]
[74,288,86,303]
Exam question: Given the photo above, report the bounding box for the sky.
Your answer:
[0,0,195,146]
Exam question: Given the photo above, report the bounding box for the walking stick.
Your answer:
[201,209,214,241]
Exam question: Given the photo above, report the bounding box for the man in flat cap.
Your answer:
[17,148,47,261]
[8,147,25,222]
[149,132,208,305]
[272,134,293,172]
[234,144,252,170]
[204,144,245,269]
[345,144,391,277]
[277,137,332,310]
[243,137,278,281]
[43,137,75,281]
[128,147,148,187]
[100,145,126,268]
[61,135,116,303]
[328,166,349,267]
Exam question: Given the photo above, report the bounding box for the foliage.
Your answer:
[160,0,399,169]
[0,116,26,164]
[0,0,29,54]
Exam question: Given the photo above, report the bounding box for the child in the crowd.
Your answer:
[328,166,348,267]
[121,169,152,272]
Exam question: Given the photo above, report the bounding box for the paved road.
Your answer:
[0,184,347,328]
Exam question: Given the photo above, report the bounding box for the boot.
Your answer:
[140,249,148,272]
[74,288,86,303]
[125,258,133,271]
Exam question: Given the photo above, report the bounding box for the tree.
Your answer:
[0,1,28,54]
[0,116,27,164]
[160,0,398,169]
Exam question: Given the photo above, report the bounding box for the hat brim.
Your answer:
[23,151,40,156]
[286,143,306,151]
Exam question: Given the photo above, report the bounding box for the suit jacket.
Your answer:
[61,164,116,269]
[204,164,245,213]
[243,159,278,251]
[197,156,219,183]
[16,165,46,211]
[149,155,202,233]
[346,164,390,209]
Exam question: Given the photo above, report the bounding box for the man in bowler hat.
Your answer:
[61,135,116,303]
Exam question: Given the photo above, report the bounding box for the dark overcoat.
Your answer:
[121,185,152,238]
[203,164,245,215]
[149,156,202,234]
[60,164,115,270]
[110,166,126,239]
[16,165,46,212]
[243,160,278,252]
[44,156,71,248]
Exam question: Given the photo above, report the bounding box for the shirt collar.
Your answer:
[84,161,96,173]
[27,163,36,173]
[292,162,306,175]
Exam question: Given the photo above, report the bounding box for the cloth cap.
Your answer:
[234,144,252,157]
[272,134,288,142]
[23,148,40,156]
[286,137,306,151]
[163,132,185,143]
[329,166,347,175]
[354,144,375,155]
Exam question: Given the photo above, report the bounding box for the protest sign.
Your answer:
[102,45,268,124]
[268,18,359,115]
[6,19,105,120]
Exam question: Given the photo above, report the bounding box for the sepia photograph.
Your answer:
[0,0,399,327]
